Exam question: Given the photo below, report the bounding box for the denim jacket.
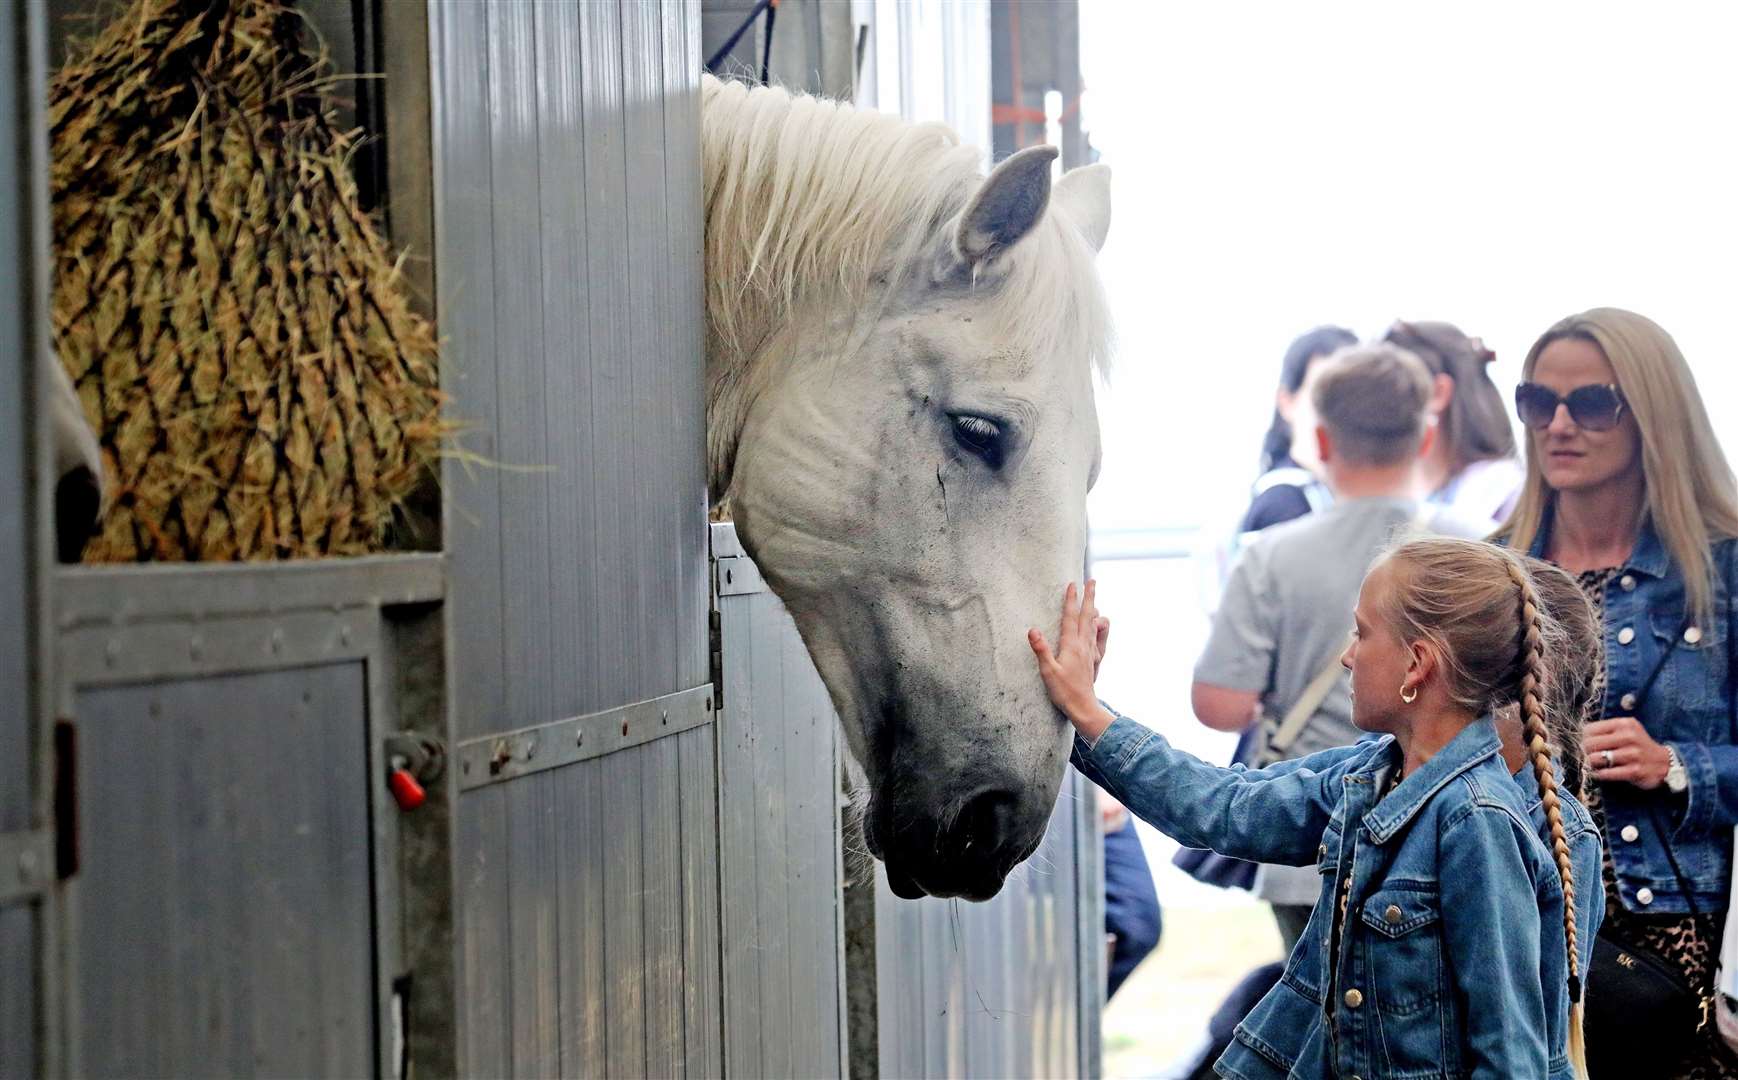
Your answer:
[1525,516,1738,914]
[1074,713,1596,1079]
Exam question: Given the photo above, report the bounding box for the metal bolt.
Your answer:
[524,735,538,761]
[661,710,669,726]
[17,848,38,884]
[576,728,584,747]
[189,635,204,660]
[339,625,352,647]
[105,638,120,667]
[621,719,629,736]
[489,740,512,775]
[270,629,284,654]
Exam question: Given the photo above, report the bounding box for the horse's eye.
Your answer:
[951,414,1005,469]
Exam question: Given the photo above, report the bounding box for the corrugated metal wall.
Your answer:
[429,0,715,1075]
[868,771,1102,1078]
[714,523,849,1078]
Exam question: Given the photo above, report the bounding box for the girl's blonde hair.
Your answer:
[1378,536,1588,1078]
[1494,307,1738,627]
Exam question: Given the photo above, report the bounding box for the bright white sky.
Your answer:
[1079,0,1738,534]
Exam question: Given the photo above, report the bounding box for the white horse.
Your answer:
[703,75,1113,901]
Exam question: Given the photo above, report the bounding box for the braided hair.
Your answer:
[1502,555,1588,1078]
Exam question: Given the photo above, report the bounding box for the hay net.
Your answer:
[51,0,443,561]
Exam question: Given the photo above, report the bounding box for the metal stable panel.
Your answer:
[714,522,849,1079]
[49,556,447,1080]
[430,0,714,1075]
[436,0,707,745]
[71,665,376,1078]
[2,1,53,1076]
[864,768,1103,1079]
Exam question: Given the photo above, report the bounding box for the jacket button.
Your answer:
[1620,574,1637,591]
[1637,887,1655,906]
[1621,825,1640,842]
[1319,843,1328,857]
[1685,626,1703,644]
[1385,904,1403,924]
[1620,692,1638,711]
[1617,626,1636,645]
[1344,988,1364,1008]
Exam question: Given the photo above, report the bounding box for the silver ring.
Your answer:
[1602,749,1615,768]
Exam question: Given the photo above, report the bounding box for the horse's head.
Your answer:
[709,95,1112,900]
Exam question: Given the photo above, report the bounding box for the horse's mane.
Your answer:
[700,75,1111,379]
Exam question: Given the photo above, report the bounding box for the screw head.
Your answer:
[16,848,37,883]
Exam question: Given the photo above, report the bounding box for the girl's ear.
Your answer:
[1406,638,1437,690]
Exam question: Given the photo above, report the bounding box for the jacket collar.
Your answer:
[1360,717,1503,845]
[1529,500,1669,578]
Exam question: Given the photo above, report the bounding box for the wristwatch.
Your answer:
[1665,745,1689,794]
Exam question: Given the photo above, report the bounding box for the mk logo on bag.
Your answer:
[1616,953,1638,971]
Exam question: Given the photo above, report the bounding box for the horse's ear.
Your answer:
[951,145,1058,267]
[1054,163,1110,253]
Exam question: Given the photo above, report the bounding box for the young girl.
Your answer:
[1033,537,1591,1079]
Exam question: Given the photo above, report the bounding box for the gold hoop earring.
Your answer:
[1400,686,1418,704]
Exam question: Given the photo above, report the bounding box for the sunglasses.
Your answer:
[1514,382,1628,432]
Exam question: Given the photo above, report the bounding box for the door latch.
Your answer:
[384,734,444,812]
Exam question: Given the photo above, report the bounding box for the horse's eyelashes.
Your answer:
[950,414,1005,469]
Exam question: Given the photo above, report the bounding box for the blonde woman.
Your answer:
[1496,307,1738,1078]
[1031,538,1595,1079]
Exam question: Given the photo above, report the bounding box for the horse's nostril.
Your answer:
[950,789,1020,859]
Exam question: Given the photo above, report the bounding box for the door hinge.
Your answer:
[54,717,77,879]
[709,608,723,711]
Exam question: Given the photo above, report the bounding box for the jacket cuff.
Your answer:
[1078,708,1155,772]
[1671,740,1717,836]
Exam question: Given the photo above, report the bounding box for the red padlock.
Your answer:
[388,768,426,811]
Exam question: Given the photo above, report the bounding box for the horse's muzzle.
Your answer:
[870,786,1046,901]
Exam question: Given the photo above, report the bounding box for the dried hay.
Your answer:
[50,0,443,561]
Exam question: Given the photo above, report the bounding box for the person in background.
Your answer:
[1495,307,1738,1078]
[1239,325,1359,534]
[1101,793,1162,999]
[1185,326,1358,876]
[1383,319,1525,523]
[1193,342,1489,952]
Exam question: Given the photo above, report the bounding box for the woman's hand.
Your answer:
[1029,580,1118,743]
[1585,716,1672,789]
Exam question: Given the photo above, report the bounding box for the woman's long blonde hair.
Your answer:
[1494,307,1738,626]
[1379,536,1588,1078]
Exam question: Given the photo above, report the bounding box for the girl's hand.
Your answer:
[1585,716,1672,789]
[1029,580,1118,743]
